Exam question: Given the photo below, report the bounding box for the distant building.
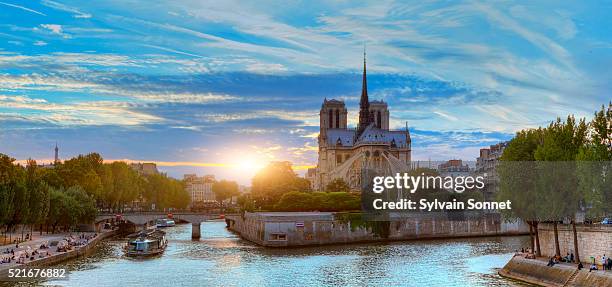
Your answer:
[305,168,317,189]
[475,142,508,200]
[438,159,470,178]
[130,162,159,176]
[54,143,59,165]
[39,143,61,169]
[184,174,216,207]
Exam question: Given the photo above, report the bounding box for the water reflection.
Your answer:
[29,221,532,287]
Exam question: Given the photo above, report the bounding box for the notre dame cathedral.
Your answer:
[308,52,412,191]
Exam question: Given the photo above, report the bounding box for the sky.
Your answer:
[0,1,610,184]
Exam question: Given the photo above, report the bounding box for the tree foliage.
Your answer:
[212,180,239,204]
[325,178,350,193]
[251,161,311,209]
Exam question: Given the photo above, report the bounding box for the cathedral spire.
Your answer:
[358,45,372,133]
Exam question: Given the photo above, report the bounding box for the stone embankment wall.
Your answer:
[537,223,611,264]
[26,230,117,267]
[226,212,528,247]
[499,256,612,287]
[0,229,117,276]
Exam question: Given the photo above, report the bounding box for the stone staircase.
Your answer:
[561,268,579,287]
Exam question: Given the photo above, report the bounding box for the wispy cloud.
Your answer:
[0,1,46,16]
[40,0,92,18]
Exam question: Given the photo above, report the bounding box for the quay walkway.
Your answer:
[0,229,116,278]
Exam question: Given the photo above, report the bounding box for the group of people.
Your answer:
[57,233,98,252]
[545,252,612,273]
[0,245,50,265]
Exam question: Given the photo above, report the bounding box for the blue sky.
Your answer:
[0,1,610,184]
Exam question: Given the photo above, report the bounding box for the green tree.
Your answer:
[0,154,19,243]
[325,178,350,193]
[497,128,545,256]
[65,186,97,224]
[534,116,587,258]
[212,180,240,207]
[25,160,50,237]
[251,161,311,209]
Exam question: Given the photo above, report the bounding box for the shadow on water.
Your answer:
[0,221,534,287]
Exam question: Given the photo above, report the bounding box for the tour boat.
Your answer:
[125,229,168,257]
[155,218,176,228]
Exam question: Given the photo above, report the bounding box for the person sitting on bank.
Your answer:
[547,257,556,267]
[578,262,584,270]
[563,253,571,262]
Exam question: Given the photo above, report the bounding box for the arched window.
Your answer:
[377,111,382,128]
[335,109,340,128]
[328,109,333,128]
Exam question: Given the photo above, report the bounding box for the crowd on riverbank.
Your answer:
[0,230,108,274]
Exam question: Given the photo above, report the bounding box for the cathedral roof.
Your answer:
[326,124,410,148]
[356,123,409,147]
[326,129,355,146]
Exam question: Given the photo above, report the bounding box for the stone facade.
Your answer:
[311,53,411,191]
[226,212,528,247]
[537,223,612,264]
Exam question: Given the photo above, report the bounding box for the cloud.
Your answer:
[40,0,92,18]
[33,41,47,46]
[39,24,72,39]
[0,1,46,16]
[0,95,163,127]
[40,24,63,34]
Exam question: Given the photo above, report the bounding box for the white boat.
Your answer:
[125,229,167,257]
[155,218,176,228]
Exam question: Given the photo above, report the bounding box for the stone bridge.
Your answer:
[96,212,218,225]
[96,212,221,238]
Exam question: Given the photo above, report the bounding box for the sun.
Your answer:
[233,157,265,174]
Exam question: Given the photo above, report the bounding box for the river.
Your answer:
[36,221,530,287]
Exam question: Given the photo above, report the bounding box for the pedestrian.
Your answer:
[602,255,607,270]
[570,252,574,263]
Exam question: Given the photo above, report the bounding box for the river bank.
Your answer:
[226,212,529,247]
[0,229,116,278]
[499,255,612,286]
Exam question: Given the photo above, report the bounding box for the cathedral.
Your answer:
[308,53,412,191]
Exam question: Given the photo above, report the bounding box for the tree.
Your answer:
[325,178,350,193]
[251,161,311,209]
[273,191,360,212]
[25,160,50,237]
[534,116,587,258]
[65,186,97,224]
[497,128,545,256]
[212,180,239,206]
[0,154,19,243]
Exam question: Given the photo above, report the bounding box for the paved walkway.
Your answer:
[0,231,99,271]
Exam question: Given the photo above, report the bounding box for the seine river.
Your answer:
[36,221,530,287]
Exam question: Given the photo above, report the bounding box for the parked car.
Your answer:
[602,218,611,224]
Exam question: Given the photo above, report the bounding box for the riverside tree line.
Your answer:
[498,103,611,263]
[238,161,361,212]
[0,152,190,241]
